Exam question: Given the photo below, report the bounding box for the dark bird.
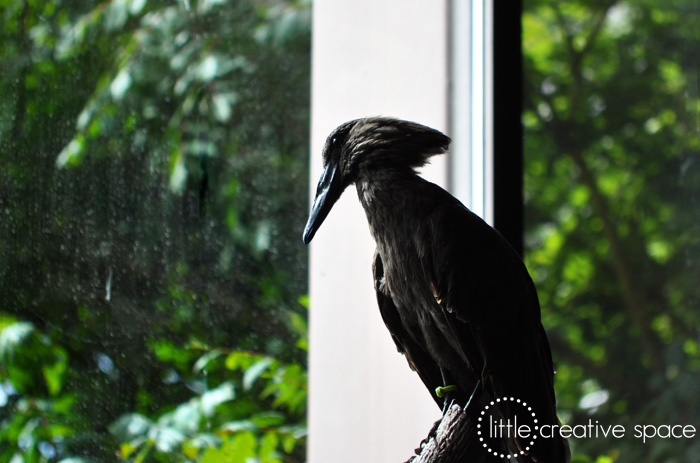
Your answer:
[303,117,569,462]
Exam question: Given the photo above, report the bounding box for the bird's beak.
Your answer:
[303,161,343,244]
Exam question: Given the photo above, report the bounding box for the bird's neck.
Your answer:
[355,168,425,245]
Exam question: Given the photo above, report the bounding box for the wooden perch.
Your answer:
[406,404,482,463]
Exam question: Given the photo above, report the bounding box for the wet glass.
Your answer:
[0,1,310,461]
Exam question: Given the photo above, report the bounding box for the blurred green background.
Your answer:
[523,1,700,462]
[1,0,697,462]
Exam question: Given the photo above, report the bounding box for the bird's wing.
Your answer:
[420,196,555,384]
[372,250,444,409]
[419,199,531,327]
[419,193,568,462]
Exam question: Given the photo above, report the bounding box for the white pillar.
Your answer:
[308,2,448,463]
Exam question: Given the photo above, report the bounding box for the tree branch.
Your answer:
[542,1,665,373]
[552,0,618,119]
[567,148,664,372]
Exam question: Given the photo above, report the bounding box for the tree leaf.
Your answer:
[243,357,274,391]
[200,382,235,417]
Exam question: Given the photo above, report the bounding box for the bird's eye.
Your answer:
[331,137,337,145]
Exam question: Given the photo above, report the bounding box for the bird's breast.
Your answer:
[357,177,473,369]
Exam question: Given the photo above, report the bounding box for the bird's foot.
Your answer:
[435,385,459,415]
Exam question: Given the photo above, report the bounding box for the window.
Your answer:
[1,1,310,461]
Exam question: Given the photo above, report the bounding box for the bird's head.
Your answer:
[303,117,451,244]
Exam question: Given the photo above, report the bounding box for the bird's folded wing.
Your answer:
[373,251,444,409]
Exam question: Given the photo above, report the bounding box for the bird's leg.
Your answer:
[436,367,459,415]
[463,379,483,413]
[462,364,487,414]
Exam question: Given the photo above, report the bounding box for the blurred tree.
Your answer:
[524,0,700,462]
[0,0,310,461]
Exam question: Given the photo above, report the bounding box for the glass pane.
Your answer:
[1,1,310,461]
[524,1,699,461]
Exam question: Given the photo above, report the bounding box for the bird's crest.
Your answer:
[323,117,451,178]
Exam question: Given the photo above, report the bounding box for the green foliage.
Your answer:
[524,0,700,461]
[1,0,310,461]
[106,344,307,463]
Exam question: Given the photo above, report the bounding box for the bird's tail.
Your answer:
[482,324,571,463]
[514,326,571,463]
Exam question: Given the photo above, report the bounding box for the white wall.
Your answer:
[308,1,479,462]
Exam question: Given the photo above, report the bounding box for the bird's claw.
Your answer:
[436,385,459,415]
[435,384,458,398]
